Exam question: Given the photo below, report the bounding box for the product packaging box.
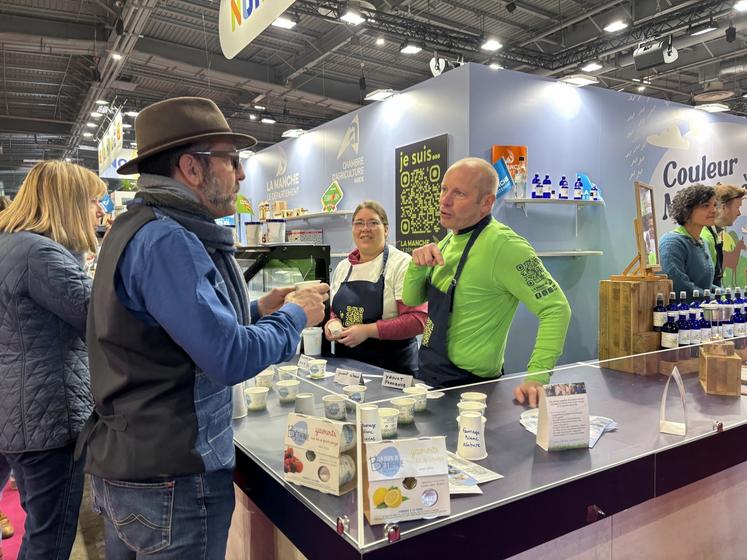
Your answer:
[363,436,450,525]
[283,413,357,496]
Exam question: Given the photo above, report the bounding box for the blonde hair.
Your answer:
[714,183,746,204]
[353,200,389,226]
[0,160,106,253]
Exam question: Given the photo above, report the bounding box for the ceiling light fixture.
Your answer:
[249,114,258,120]
[481,38,503,52]
[130,142,137,148]
[637,85,646,92]
[697,102,730,112]
[95,99,109,105]
[341,1,365,25]
[261,114,276,124]
[689,20,719,36]
[282,129,306,138]
[86,122,97,128]
[735,0,747,12]
[83,132,93,137]
[604,19,628,32]
[124,111,139,117]
[111,52,123,60]
[122,123,132,128]
[400,40,422,54]
[376,37,385,46]
[272,15,297,29]
[364,88,398,101]
[560,73,599,87]
[581,60,603,72]
[90,111,104,118]
[254,104,266,111]
[488,62,504,70]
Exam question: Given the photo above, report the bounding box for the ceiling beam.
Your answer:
[0,116,74,135]
[0,13,107,56]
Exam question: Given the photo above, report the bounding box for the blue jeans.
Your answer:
[90,469,235,559]
[2,441,85,560]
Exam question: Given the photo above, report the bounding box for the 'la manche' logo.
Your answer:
[337,114,360,160]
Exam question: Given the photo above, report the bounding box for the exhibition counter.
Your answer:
[230,347,747,559]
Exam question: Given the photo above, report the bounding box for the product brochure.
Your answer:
[446,451,503,496]
[520,409,617,449]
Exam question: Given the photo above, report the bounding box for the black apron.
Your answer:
[332,245,419,375]
[417,216,495,389]
[707,226,724,287]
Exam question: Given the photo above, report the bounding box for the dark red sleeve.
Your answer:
[375,300,428,340]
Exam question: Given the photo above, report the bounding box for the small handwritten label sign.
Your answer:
[334,368,363,386]
[382,371,413,390]
[297,355,312,371]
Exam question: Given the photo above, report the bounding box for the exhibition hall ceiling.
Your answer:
[0,0,746,190]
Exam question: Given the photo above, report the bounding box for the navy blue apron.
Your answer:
[417,215,494,388]
[332,245,419,375]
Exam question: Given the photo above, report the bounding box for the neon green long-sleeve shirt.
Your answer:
[402,218,571,384]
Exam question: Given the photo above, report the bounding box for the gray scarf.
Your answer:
[134,174,249,325]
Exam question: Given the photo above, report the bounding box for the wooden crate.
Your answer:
[699,342,741,396]
[599,277,673,375]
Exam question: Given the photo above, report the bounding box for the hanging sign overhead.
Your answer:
[219,0,297,59]
[97,110,123,177]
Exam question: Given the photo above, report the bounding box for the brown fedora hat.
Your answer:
[117,97,256,175]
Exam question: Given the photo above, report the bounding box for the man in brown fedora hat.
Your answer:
[80,97,328,558]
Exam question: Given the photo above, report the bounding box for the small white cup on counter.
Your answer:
[245,387,270,411]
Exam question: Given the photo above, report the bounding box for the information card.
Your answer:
[536,382,590,451]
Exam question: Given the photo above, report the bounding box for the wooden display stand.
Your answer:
[599,276,672,375]
[699,342,741,396]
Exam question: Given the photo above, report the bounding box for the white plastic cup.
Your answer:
[255,370,274,388]
[276,380,300,403]
[378,407,399,439]
[390,397,416,425]
[308,358,327,379]
[460,391,488,404]
[232,381,247,419]
[245,387,270,411]
[294,393,315,415]
[245,222,262,245]
[339,454,356,487]
[343,385,366,415]
[303,328,323,356]
[266,219,286,243]
[277,365,299,381]
[403,386,428,412]
[359,404,381,442]
[457,411,488,460]
[457,400,487,416]
[323,395,346,420]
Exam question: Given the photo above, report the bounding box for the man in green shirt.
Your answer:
[402,157,571,406]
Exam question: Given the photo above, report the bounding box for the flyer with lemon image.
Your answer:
[364,437,450,525]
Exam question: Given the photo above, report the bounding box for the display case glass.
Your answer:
[232,338,747,554]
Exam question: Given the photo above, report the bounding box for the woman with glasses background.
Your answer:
[324,200,427,375]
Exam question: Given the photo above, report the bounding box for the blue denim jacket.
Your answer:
[114,210,306,470]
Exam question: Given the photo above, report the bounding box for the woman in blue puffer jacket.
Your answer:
[0,160,105,559]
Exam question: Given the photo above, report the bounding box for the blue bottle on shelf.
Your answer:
[699,308,711,343]
[666,291,678,314]
[573,176,583,200]
[660,312,679,350]
[653,293,667,332]
[542,175,552,199]
[590,183,600,201]
[531,174,541,198]
[559,176,569,199]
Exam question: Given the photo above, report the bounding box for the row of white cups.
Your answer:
[233,362,490,461]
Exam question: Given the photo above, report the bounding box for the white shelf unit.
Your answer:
[273,210,354,223]
[506,197,604,256]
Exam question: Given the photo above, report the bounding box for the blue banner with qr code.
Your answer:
[394,134,448,254]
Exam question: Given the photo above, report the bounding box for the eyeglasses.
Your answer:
[188,150,242,171]
[352,219,383,229]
